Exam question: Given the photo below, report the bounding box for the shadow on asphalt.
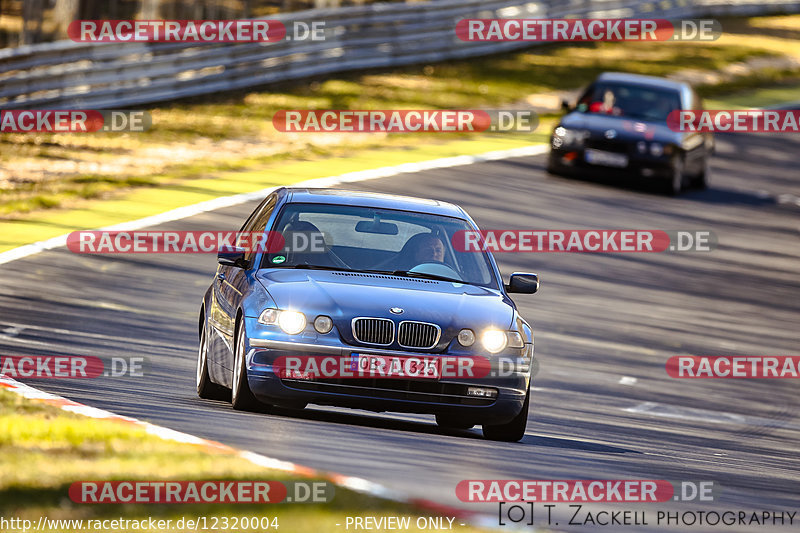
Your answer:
[520,434,641,454]
[196,395,642,452]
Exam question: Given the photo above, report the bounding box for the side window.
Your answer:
[576,83,596,112]
[238,196,270,233]
[239,193,277,264]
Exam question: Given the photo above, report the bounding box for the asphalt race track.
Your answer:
[2,131,799,531]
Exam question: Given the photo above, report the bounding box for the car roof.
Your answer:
[595,72,688,92]
[282,188,468,218]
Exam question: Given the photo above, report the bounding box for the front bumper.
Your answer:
[549,146,673,179]
[243,320,532,425]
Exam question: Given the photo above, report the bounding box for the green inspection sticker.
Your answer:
[272,255,286,264]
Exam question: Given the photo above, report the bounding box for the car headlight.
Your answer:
[278,311,306,335]
[553,126,585,146]
[313,315,333,334]
[637,141,647,154]
[458,328,475,347]
[258,309,307,335]
[649,142,664,157]
[481,329,507,353]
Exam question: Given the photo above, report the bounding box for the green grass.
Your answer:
[1,14,800,248]
[0,388,486,532]
[0,133,550,250]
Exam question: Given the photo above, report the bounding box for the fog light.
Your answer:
[458,328,475,347]
[650,142,664,156]
[467,387,498,398]
[313,315,333,334]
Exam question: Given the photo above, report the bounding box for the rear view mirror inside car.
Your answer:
[355,220,399,235]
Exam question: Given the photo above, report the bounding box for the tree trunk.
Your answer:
[137,0,162,19]
[21,0,45,45]
[53,0,80,39]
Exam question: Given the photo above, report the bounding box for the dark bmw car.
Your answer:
[547,72,714,195]
[197,187,539,441]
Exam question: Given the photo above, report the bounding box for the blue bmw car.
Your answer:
[197,187,539,441]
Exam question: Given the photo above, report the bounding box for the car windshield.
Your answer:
[576,82,681,122]
[260,202,499,288]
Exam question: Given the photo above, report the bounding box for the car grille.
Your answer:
[586,139,630,154]
[398,321,439,349]
[352,317,394,345]
[281,378,495,406]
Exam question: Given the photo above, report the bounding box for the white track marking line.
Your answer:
[625,401,800,430]
[0,321,186,350]
[0,144,547,266]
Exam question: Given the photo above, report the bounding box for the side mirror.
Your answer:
[505,273,539,294]
[218,246,248,268]
[561,99,572,113]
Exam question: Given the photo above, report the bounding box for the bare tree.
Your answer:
[137,0,162,19]
[53,0,80,39]
[21,0,45,45]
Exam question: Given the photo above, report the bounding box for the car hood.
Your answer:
[560,112,681,143]
[256,269,515,346]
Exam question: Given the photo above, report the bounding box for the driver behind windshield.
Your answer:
[412,233,445,263]
[589,89,621,115]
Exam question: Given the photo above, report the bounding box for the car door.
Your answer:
[209,194,276,372]
[215,193,278,372]
[682,89,709,173]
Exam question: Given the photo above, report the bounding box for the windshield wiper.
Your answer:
[290,264,356,272]
[286,264,470,284]
[289,264,395,275]
[390,270,465,284]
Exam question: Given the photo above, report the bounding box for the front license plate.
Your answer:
[585,148,629,168]
[350,353,440,379]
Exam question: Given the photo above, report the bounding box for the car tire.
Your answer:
[231,319,268,412]
[197,320,228,400]
[691,158,710,190]
[546,153,562,176]
[663,156,685,196]
[482,387,530,442]
[435,414,475,430]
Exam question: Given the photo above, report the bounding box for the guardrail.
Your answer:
[1,0,799,109]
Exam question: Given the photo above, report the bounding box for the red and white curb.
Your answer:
[0,375,504,529]
[0,145,551,531]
